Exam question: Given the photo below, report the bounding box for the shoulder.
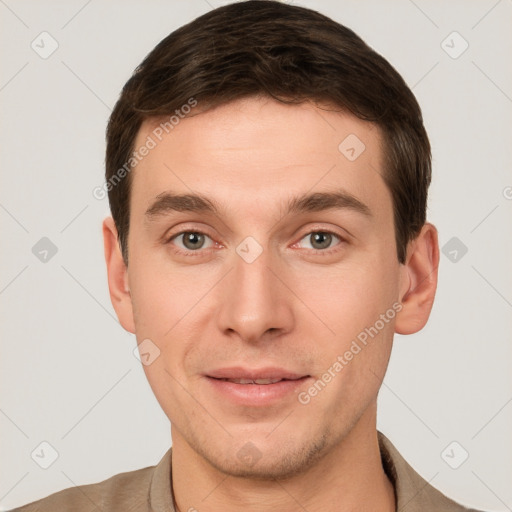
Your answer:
[377,431,488,512]
[9,458,161,512]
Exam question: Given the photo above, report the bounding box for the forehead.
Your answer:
[129,97,390,221]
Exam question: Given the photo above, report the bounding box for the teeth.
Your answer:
[253,378,282,384]
[224,378,283,384]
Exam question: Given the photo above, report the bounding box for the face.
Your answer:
[120,97,406,478]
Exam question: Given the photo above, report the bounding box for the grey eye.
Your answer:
[177,232,209,250]
[309,232,333,250]
[298,231,340,251]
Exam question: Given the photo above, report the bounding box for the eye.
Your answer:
[297,231,342,251]
[170,231,214,252]
[167,229,344,256]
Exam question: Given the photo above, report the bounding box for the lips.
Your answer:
[204,367,311,406]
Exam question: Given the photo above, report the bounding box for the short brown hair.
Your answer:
[106,0,431,265]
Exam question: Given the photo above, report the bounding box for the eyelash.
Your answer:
[166,228,346,257]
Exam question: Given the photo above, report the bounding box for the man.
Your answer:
[13,1,486,510]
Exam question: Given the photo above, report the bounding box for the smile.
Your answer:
[204,369,311,406]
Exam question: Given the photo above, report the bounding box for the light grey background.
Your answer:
[1,0,511,510]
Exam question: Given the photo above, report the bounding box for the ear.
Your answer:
[103,217,135,333]
[395,222,439,335]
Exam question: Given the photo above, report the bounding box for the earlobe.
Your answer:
[395,223,439,335]
[103,217,136,333]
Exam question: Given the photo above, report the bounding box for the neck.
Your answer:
[171,404,395,512]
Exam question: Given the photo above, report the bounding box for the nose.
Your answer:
[215,241,295,344]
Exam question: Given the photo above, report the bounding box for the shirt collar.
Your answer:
[149,446,174,511]
[378,430,471,511]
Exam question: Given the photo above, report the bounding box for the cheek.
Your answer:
[128,250,205,339]
[288,251,399,404]
[128,251,215,384]
[289,255,398,339]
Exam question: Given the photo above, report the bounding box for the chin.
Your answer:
[199,432,331,481]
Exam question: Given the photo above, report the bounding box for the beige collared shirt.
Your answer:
[11,431,485,511]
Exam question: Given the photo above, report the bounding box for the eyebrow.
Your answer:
[145,189,372,220]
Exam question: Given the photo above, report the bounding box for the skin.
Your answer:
[103,96,439,512]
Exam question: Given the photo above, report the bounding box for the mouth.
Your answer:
[204,367,311,406]
[206,367,309,381]
[211,376,307,385]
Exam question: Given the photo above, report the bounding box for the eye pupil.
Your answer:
[183,232,204,250]
[310,232,332,250]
